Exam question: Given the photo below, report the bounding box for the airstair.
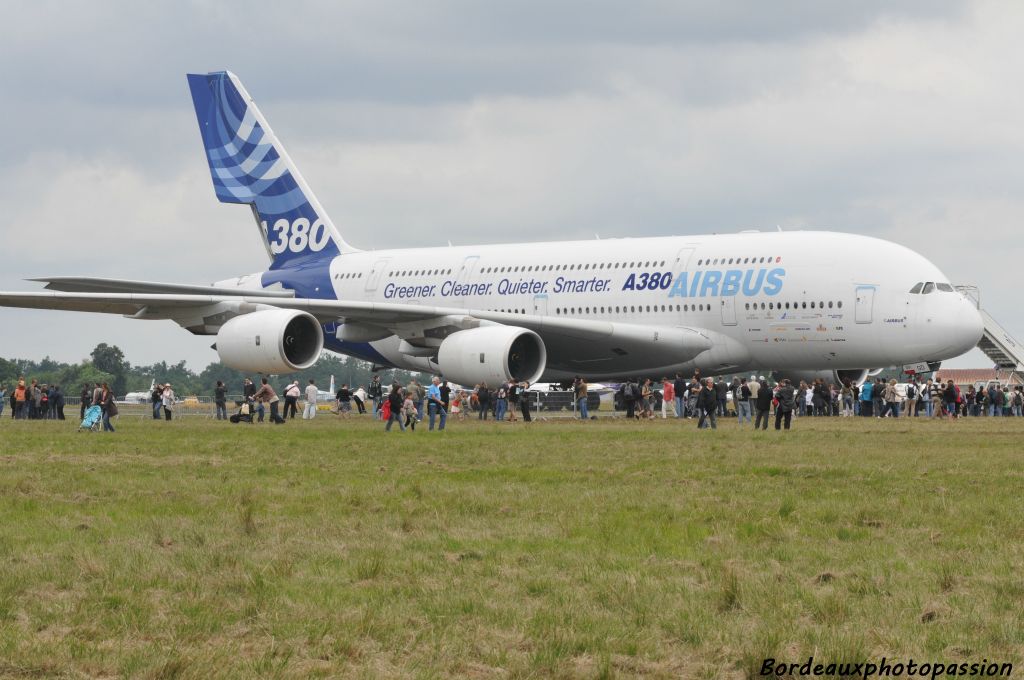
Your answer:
[958,286,1024,371]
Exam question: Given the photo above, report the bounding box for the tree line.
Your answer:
[0,344,423,397]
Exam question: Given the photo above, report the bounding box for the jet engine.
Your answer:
[216,309,324,373]
[436,326,546,386]
[771,369,870,386]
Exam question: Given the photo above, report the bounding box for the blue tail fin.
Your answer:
[187,70,357,268]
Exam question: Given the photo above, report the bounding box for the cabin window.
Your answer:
[937,283,954,292]
[922,282,935,294]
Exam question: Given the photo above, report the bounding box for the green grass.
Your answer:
[0,415,1022,678]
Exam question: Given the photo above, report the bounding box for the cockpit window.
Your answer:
[937,283,954,292]
[909,282,924,294]
[922,282,935,294]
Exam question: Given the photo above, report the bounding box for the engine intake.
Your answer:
[437,326,546,386]
[771,368,870,387]
[216,309,324,373]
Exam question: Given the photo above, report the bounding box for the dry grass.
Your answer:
[0,414,1022,678]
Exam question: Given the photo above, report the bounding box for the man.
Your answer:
[575,376,589,420]
[427,376,447,431]
[871,378,885,420]
[284,380,301,419]
[303,379,318,419]
[214,381,228,420]
[152,383,164,419]
[686,376,701,419]
[252,378,285,424]
[440,380,451,416]
[336,383,352,417]
[904,378,918,417]
[672,373,686,419]
[754,379,773,430]
[243,378,257,402]
[715,378,729,416]
[698,378,718,430]
[775,379,796,430]
[661,377,674,419]
[368,375,384,419]
[735,377,752,424]
[477,383,491,419]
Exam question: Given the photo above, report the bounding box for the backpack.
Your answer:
[623,382,636,399]
[906,384,916,398]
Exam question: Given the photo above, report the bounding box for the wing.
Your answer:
[0,290,713,372]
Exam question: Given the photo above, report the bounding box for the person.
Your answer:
[754,379,773,430]
[336,383,352,416]
[353,385,367,414]
[384,384,406,432]
[303,379,318,419]
[78,383,90,421]
[775,379,796,430]
[673,373,686,419]
[406,378,425,421]
[687,376,701,419]
[99,382,117,432]
[519,380,532,422]
[904,379,918,417]
[243,378,257,402]
[574,376,589,420]
[930,380,944,418]
[162,383,176,420]
[440,380,452,418]
[8,382,16,419]
[427,376,446,431]
[507,379,519,422]
[859,379,873,417]
[402,391,418,430]
[641,378,654,419]
[477,382,491,420]
[697,378,718,430]
[0,384,5,419]
[284,380,301,419]
[1013,387,1023,418]
[714,378,729,416]
[451,391,464,420]
[840,379,855,417]
[253,378,285,424]
[52,385,65,420]
[494,382,508,421]
[661,377,675,419]
[620,378,638,419]
[871,378,885,419]
[880,379,899,418]
[150,383,163,419]
[30,380,42,420]
[368,376,384,419]
[735,377,752,424]
[14,379,29,420]
[944,379,959,420]
[214,381,228,420]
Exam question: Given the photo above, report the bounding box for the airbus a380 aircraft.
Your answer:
[0,71,984,388]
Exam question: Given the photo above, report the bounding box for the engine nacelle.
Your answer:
[216,309,324,373]
[437,326,546,386]
[771,369,870,387]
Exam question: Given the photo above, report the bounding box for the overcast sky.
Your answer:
[1,1,1020,371]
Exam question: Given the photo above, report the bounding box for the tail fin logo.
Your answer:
[266,217,331,254]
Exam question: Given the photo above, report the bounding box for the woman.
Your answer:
[252,378,285,424]
[881,379,899,418]
[14,379,28,420]
[507,380,519,422]
[161,383,176,421]
[519,381,532,422]
[99,382,118,432]
[641,378,654,419]
[840,379,854,417]
[385,384,406,432]
[214,380,228,420]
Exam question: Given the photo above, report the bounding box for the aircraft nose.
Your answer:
[943,299,984,357]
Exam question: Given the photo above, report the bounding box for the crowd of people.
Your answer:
[6,371,1023,430]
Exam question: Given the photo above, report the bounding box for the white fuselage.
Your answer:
[227,230,984,380]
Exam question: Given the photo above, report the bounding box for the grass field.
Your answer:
[0,414,1022,679]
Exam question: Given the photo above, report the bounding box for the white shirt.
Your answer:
[305,385,318,403]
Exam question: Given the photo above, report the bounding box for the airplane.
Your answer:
[121,379,156,404]
[0,71,985,389]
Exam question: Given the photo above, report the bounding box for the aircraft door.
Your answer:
[720,296,737,326]
[451,255,480,307]
[365,258,391,292]
[533,294,549,316]
[855,286,875,324]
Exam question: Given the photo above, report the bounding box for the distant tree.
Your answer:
[90,344,130,394]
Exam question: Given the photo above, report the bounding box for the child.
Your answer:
[403,394,419,430]
[451,392,463,421]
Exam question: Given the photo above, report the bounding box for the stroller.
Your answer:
[79,405,103,432]
[229,399,255,424]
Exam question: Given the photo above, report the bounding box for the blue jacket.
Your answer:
[860,382,873,401]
